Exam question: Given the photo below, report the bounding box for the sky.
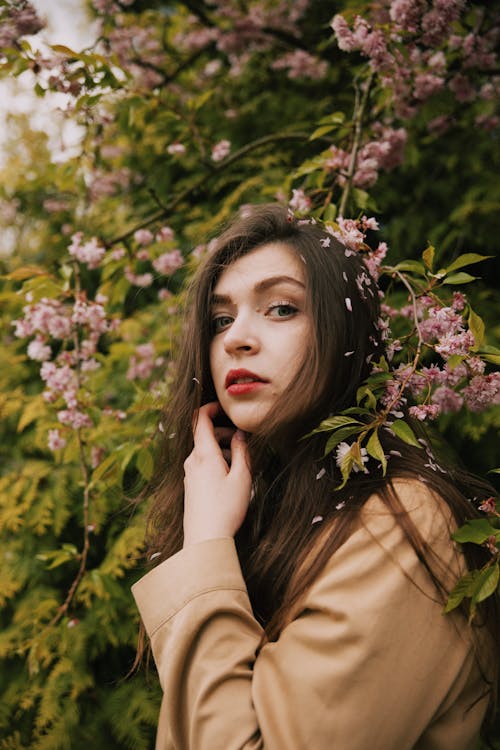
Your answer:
[0,0,97,164]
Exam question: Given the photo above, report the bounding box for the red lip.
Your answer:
[225,368,268,389]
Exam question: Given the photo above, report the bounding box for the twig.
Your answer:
[106,131,311,246]
[338,71,374,217]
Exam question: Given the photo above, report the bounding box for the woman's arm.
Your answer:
[132,481,487,750]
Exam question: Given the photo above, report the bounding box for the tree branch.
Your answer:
[338,71,374,217]
[106,131,311,246]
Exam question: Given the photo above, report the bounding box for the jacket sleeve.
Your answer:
[131,480,485,750]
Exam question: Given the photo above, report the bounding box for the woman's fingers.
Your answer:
[192,402,222,454]
[228,430,251,483]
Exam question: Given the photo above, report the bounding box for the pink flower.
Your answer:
[156,226,175,242]
[331,14,358,52]
[289,190,312,213]
[462,374,500,413]
[271,50,328,80]
[126,343,161,381]
[409,404,440,421]
[111,247,126,261]
[125,267,154,287]
[152,250,184,276]
[414,73,444,100]
[478,497,497,514]
[364,241,388,279]
[329,217,365,251]
[435,331,475,359]
[41,362,77,394]
[48,429,67,451]
[68,233,106,269]
[211,139,231,162]
[58,409,93,430]
[451,292,466,311]
[467,357,485,376]
[389,0,425,32]
[449,73,476,103]
[431,386,463,413]
[27,337,51,362]
[134,229,154,246]
[289,189,311,213]
[167,142,186,155]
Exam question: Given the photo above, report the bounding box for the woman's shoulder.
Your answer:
[361,475,458,539]
[341,475,466,595]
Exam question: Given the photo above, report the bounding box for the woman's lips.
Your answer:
[227,381,266,396]
[225,368,268,395]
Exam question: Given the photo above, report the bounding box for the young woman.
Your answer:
[132,204,498,749]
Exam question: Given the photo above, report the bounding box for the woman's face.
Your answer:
[209,242,311,433]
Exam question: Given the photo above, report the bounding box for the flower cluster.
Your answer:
[331,3,499,124]
[271,50,328,81]
[126,343,164,382]
[297,212,500,430]
[13,292,115,441]
[0,1,44,52]
[69,233,106,270]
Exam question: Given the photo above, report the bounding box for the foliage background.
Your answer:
[0,0,498,747]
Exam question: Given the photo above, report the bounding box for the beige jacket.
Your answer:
[132,480,488,749]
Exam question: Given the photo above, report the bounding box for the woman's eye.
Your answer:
[212,315,233,334]
[268,303,298,318]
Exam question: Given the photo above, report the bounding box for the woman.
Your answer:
[132,204,498,749]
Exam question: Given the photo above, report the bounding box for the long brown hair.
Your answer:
[142,204,499,719]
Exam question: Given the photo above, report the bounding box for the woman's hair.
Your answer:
[142,203,499,720]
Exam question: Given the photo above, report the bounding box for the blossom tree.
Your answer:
[0,0,498,746]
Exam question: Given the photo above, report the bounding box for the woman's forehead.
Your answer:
[212,242,306,295]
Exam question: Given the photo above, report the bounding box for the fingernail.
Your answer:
[235,429,246,441]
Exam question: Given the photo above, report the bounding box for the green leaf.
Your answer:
[366,429,387,475]
[3,265,49,281]
[482,353,500,365]
[392,260,426,275]
[443,570,476,613]
[17,396,47,432]
[477,345,500,365]
[136,447,154,480]
[444,253,492,274]
[390,420,421,448]
[309,124,337,140]
[472,563,499,605]
[91,453,117,483]
[50,44,79,57]
[356,385,377,409]
[318,111,346,126]
[468,309,485,349]
[352,188,369,210]
[442,272,478,285]
[306,415,363,436]
[422,244,435,270]
[487,468,500,475]
[446,354,465,370]
[324,425,363,456]
[452,519,498,545]
[322,203,337,222]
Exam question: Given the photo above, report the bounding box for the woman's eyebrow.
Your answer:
[211,275,305,305]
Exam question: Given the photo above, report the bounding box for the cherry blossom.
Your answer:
[152,250,184,276]
[211,140,231,162]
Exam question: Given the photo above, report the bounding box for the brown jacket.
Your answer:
[132,480,488,749]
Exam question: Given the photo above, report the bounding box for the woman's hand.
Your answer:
[182,402,252,547]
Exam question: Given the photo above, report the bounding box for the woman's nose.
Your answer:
[223,313,260,354]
